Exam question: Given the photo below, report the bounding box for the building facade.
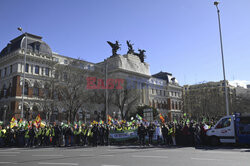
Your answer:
[183,80,236,118]
[0,33,183,122]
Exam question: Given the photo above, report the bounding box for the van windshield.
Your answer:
[215,117,231,129]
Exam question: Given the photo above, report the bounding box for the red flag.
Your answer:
[159,113,165,123]
[35,114,41,127]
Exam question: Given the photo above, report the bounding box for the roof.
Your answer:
[0,33,52,57]
[152,71,172,83]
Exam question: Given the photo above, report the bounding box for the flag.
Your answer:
[108,115,114,123]
[99,120,103,124]
[202,117,208,123]
[10,117,18,128]
[61,122,69,128]
[136,114,142,120]
[159,113,165,123]
[35,114,41,125]
[40,121,46,128]
[28,121,32,128]
[32,120,38,128]
[18,118,25,127]
[78,121,82,126]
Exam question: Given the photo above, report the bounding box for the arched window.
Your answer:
[8,83,12,97]
[172,101,175,110]
[33,82,39,96]
[3,84,7,97]
[164,101,167,109]
[24,82,28,96]
[44,83,50,98]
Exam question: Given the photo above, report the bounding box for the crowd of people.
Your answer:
[0,119,213,148]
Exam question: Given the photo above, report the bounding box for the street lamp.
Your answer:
[214,2,230,116]
[3,105,8,126]
[104,59,108,123]
[18,27,27,119]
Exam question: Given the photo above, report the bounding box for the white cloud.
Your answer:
[229,80,250,88]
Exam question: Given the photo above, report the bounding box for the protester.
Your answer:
[0,113,215,148]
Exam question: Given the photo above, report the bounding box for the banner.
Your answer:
[109,130,138,141]
[109,129,163,142]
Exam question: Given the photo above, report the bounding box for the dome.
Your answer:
[0,33,52,57]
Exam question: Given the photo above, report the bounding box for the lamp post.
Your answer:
[18,27,27,119]
[104,59,108,123]
[214,2,230,116]
[3,105,8,126]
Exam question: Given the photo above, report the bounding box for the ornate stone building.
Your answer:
[0,33,54,120]
[0,33,183,122]
[0,33,94,121]
[150,72,183,120]
[96,55,182,121]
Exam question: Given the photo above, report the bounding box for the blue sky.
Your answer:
[0,0,250,86]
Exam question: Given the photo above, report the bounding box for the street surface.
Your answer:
[0,146,249,166]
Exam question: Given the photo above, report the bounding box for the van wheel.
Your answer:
[211,137,220,146]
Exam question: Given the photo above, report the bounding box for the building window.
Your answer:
[44,88,49,98]
[41,67,44,75]
[25,64,29,73]
[31,65,33,73]
[10,65,12,74]
[3,84,7,97]
[54,58,59,62]
[24,82,28,96]
[64,59,68,64]
[152,89,154,94]
[63,73,67,81]
[45,68,49,76]
[55,71,59,79]
[35,65,39,74]
[33,82,39,96]
[33,87,39,96]
[4,67,7,76]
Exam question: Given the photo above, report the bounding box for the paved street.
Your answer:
[0,146,249,166]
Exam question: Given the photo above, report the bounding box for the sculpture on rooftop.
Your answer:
[107,41,121,57]
[135,49,146,63]
[126,40,134,54]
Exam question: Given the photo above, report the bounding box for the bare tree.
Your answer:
[183,86,234,120]
[112,86,140,120]
[54,60,91,123]
[232,93,250,113]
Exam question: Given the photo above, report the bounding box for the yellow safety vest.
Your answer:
[25,130,29,138]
